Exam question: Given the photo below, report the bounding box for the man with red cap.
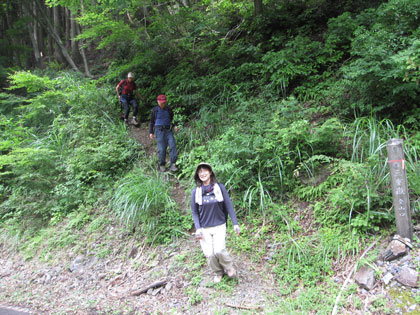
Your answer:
[149,94,179,172]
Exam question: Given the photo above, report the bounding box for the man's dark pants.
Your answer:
[155,126,177,166]
[120,94,138,120]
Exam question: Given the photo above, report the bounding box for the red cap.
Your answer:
[157,94,167,101]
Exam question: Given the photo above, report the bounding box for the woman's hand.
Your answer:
[195,229,204,240]
[233,225,240,235]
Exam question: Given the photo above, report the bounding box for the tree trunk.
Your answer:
[53,5,64,63]
[3,4,14,65]
[34,0,81,72]
[76,23,92,77]
[18,2,33,68]
[254,0,263,15]
[65,8,71,50]
[142,7,151,39]
[70,12,80,60]
[37,5,45,63]
[47,8,54,61]
[78,0,90,73]
[24,2,44,68]
[6,1,22,67]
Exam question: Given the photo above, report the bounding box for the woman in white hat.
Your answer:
[191,162,240,283]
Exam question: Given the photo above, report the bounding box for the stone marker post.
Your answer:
[386,138,413,241]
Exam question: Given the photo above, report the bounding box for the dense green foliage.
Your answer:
[2,0,420,307]
[0,71,140,229]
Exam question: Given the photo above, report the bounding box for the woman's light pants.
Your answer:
[199,223,234,275]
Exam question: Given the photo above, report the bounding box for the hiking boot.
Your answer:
[226,267,237,278]
[159,165,166,172]
[132,117,139,126]
[213,274,223,283]
[169,164,178,172]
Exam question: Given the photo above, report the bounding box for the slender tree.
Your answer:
[47,7,54,60]
[65,7,71,50]
[254,0,263,15]
[53,5,64,63]
[76,23,91,77]
[33,0,81,72]
[70,11,80,60]
[25,2,45,68]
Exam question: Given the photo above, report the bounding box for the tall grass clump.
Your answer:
[347,117,401,163]
[308,117,420,232]
[111,167,190,244]
[273,226,360,290]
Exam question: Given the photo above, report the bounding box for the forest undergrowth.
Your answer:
[1,0,420,313]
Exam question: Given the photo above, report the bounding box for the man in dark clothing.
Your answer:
[116,72,143,125]
[149,94,179,172]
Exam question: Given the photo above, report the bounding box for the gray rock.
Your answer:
[393,234,413,249]
[42,273,52,284]
[97,273,106,280]
[376,260,384,267]
[149,259,160,268]
[399,254,412,264]
[389,264,401,275]
[382,240,407,261]
[109,275,123,286]
[69,255,85,273]
[128,246,138,259]
[354,266,376,291]
[382,272,393,285]
[395,266,419,288]
[408,304,417,312]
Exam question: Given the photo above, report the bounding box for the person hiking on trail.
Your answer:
[149,94,179,172]
[116,72,143,125]
[191,162,240,283]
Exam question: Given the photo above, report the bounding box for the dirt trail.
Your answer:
[128,123,155,158]
[129,123,188,212]
[0,234,276,314]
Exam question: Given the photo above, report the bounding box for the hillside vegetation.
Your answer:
[1,0,420,313]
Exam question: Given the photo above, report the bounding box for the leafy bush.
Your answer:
[326,0,420,120]
[0,71,140,226]
[311,159,392,231]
